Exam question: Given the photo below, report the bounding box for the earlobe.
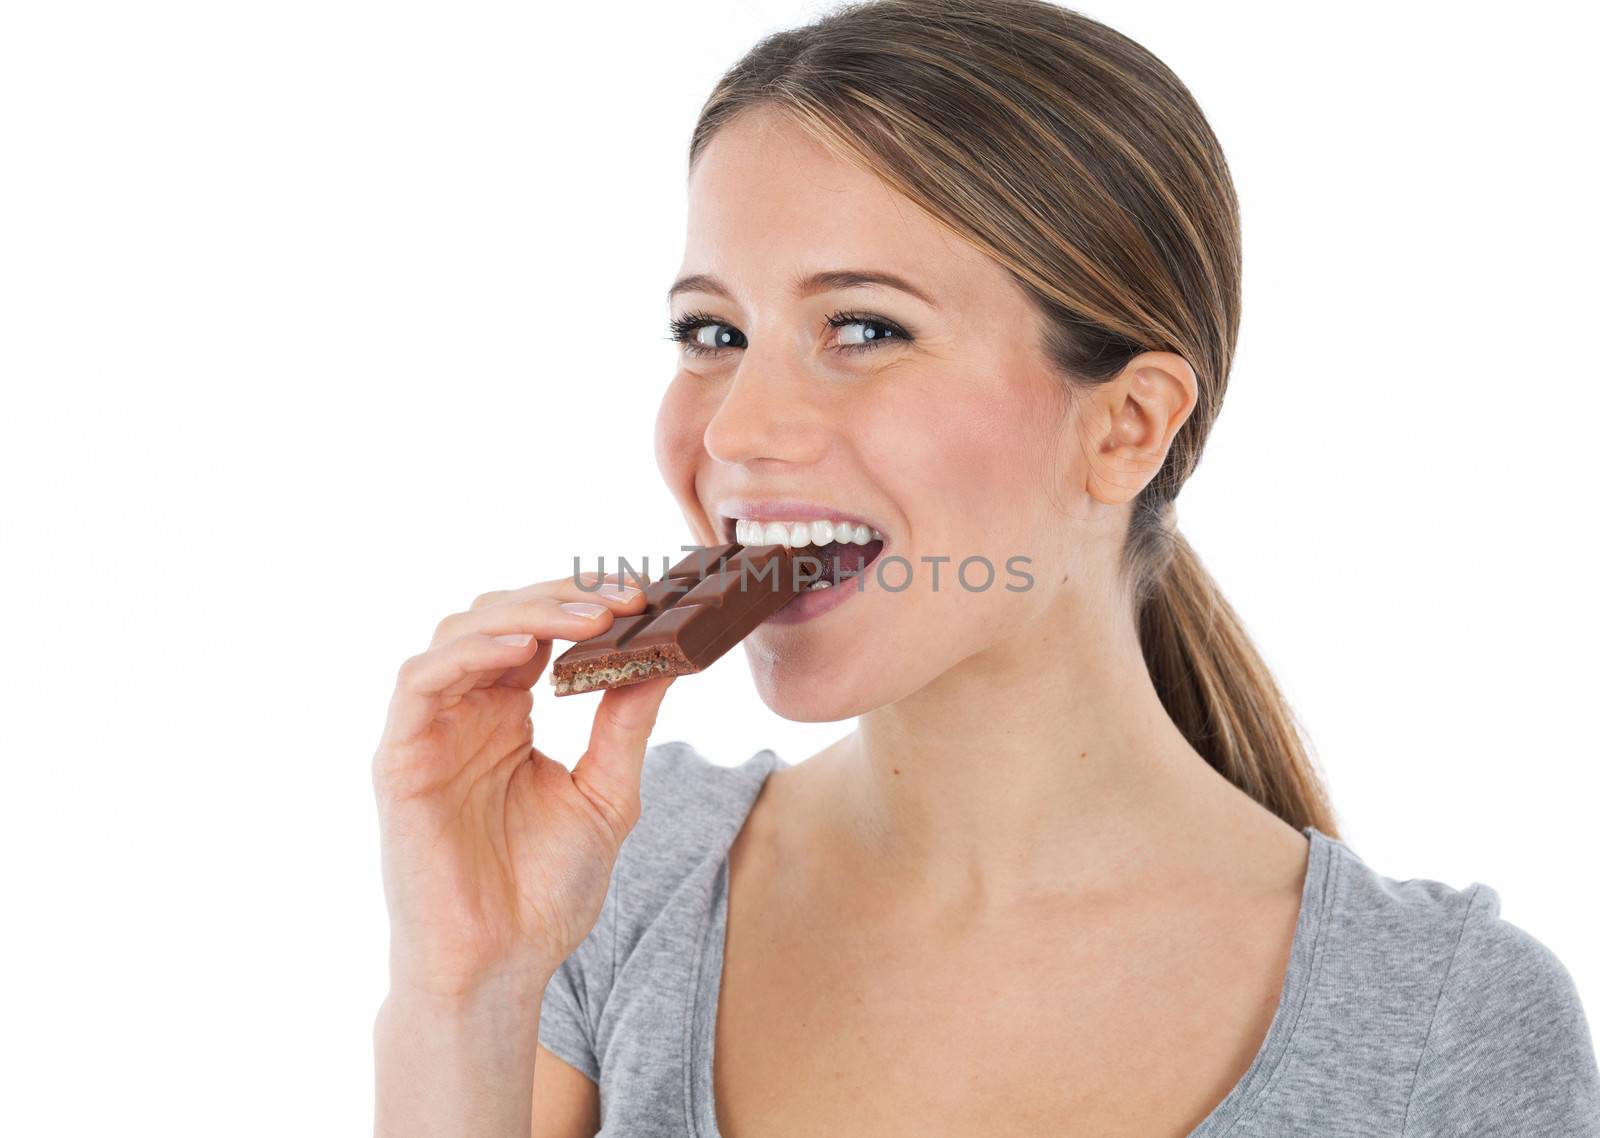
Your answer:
[1083,350,1198,508]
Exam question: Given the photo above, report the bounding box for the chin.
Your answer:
[745,648,899,723]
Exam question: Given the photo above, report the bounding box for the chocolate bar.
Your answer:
[551,543,824,695]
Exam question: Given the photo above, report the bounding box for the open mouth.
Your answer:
[723,516,887,591]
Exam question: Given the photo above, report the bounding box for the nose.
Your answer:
[701,352,830,470]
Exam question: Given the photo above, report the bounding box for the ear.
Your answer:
[1082,350,1198,508]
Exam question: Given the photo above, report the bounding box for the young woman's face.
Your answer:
[655,107,1104,721]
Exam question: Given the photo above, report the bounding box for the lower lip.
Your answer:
[763,565,877,624]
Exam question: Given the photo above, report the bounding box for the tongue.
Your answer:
[806,538,884,585]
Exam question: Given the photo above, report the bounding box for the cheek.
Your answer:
[653,374,709,508]
[867,365,1061,552]
[852,363,1070,670]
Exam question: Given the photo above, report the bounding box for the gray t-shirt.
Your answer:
[538,741,1600,1135]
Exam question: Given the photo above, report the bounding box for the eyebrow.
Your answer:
[666,268,938,309]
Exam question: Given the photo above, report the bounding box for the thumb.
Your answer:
[568,675,675,843]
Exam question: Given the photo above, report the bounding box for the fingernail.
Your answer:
[597,583,641,601]
[494,633,533,647]
[559,601,608,619]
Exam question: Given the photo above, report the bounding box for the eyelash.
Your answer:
[665,309,913,359]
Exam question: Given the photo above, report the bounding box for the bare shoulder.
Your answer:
[531,1043,600,1138]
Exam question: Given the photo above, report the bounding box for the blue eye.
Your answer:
[667,311,747,356]
[826,310,909,354]
[665,309,913,359]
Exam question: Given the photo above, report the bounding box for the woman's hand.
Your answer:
[372,572,672,1002]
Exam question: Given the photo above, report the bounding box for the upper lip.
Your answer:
[714,500,888,544]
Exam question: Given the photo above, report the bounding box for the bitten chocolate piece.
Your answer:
[551,543,823,696]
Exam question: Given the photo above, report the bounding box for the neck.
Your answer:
[831,582,1232,913]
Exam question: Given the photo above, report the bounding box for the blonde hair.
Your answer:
[690,0,1339,836]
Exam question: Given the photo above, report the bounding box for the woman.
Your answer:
[371,1,1600,1134]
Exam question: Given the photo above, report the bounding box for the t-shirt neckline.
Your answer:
[686,749,1336,1137]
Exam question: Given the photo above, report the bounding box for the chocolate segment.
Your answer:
[551,543,823,696]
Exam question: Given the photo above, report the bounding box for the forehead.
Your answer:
[682,107,997,307]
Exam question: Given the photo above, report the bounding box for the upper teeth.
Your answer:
[733,518,884,547]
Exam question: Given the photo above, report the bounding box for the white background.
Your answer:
[3,0,1597,1131]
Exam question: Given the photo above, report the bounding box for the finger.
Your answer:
[568,675,676,844]
[437,582,646,648]
[489,571,652,690]
[468,569,652,612]
[382,632,544,742]
[386,598,612,740]
[421,597,615,703]
[494,637,554,691]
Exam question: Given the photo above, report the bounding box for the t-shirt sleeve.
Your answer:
[535,865,618,1085]
[1405,882,1600,1136]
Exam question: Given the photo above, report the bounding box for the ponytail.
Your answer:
[1137,518,1341,837]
